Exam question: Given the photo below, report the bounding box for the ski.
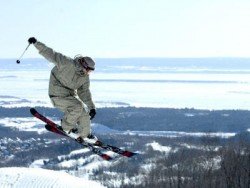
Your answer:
[45,124,136,157]
[30,108,137,158]
[94,140,137,158]
[45,124,136,158]
[30,108,112,161]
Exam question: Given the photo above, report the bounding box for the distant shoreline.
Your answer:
[0,106,250,132]
[1,106,250,117]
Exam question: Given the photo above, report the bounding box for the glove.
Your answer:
[89,109,96,120]
[28,37,37,44]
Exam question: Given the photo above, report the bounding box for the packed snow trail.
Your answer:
[0,167,105,188]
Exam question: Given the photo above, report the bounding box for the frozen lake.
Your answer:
[1,58,250,110]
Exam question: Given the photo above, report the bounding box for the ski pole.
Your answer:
[16,43,31,64]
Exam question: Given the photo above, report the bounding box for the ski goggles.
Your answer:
[78,58,95,71]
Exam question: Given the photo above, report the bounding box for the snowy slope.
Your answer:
[0,167,105,188]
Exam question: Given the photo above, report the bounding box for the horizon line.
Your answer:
[1,56,250,60]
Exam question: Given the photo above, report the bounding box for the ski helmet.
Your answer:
[74,55,95,70]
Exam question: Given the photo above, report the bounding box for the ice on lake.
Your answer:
[1,58,250,110]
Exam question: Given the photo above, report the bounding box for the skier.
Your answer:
[28,37,97,143]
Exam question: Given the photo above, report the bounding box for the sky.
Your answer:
[1,0,250,58]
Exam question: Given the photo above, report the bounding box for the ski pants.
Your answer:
[50,96,90,138]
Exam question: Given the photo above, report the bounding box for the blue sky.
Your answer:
[1,0,250,58]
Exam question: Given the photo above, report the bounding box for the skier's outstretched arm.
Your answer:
[28,37,71,68]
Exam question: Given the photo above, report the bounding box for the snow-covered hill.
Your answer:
[0,167,105,188]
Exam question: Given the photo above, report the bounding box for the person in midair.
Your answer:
[28,37,97,143]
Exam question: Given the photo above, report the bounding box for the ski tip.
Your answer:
[30,108,37,115]
[101,154,112,161]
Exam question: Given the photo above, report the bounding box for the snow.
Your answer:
[57,155,97,169]
[126,130,236,138]
[141,163,156,172]
[2,58,250,109]
[69,148,90,156]
[0,117,57,134]
[0,167,105,188]
[0,95,50,108]
[29,159,48,168]
[0,118,118,135]
[146,141,172,153]
[30,148,115,175]
[179,143,221,151]
[82,157,111,172]
[59,159,84,168]
[57,148,90,161]
[199,156,222,170]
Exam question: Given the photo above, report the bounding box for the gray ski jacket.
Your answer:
[34,41,95,110]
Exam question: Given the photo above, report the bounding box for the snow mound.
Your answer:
[0,167,105,188]
[146,141,171,153]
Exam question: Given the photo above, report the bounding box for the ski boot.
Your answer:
[84,134,98,144]
[57,125,81,140]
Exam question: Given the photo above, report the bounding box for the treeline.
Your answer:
[95,107,250,132]
[96,138,250,188]
[1,107,250,132]
[138,144,249,188]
